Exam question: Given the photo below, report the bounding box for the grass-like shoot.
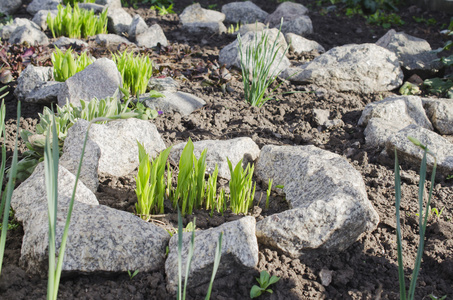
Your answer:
[51,47,95,82]
[227,157,256,214]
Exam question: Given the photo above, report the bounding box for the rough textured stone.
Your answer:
[60,120,102,193]
[358,95,433,130]
[313,108,344,129]
[147,77,179,93]
[32,10,57,30]
[169,137,260,180]
[265,2,312,35]
[128,14,148,40]
[141,91,205,116]
[284,43,403,93]
[78,3,105,13]
[386,124,453,175]
[107,8,133,34]
[219,28,290,76]
[165,217,258,294]
[26,0,59,15]
[95,33,133,48]
[376,29,442,72]
[286,33,325,54]
[0,0,22,16]
[24,81,63,104]
[62,118,166,177]
[255,145,379,257]
[9,24,49,45]
[0,18,40,40]
[422,98,453,135]
[95,0,121,8]
[11,163,99,222]
[179,3,226,35]
[52,37,89,48]
[221,1,268,23]
[364,118,401,148]
[58,58,122,107]
[14,65,53,101]
[238,22,266,36]
[136,24,168,48]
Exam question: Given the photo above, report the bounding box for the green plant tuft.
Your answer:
[227,157,256,214]
[52,47,95,82]
[250,270,280,298]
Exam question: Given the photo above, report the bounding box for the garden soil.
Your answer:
[1,0,453,299]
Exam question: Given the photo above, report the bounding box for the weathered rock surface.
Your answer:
[128,14,148,40]
[376,29,442,73]
[238,22,266,35]
[78,3,105,13]
[265,2,312,35]
[26,0,59,15]
[0,18,40,40]
[386,124,453,174]
[255,145,379,257]
[286,33,325,54]
[52,37,89,48]
[147,77,180,93]
[179,3,226,35]
[24,81,63,104]
[221,1,268,23]
[141,91,205,116]
[95,0,121,8]
[14,65,53,101]
[284,43,403,93]
[422,98,453,135]
[0,0,22,15]
[58,58,122,107]
[95,33,133,48]
[107,8,133,34]
[9,24,49,45]
[136,24,168,48]
[63,119,166,177]
[165,216,258,294]
[219,28,290,76]
[363,118,401,148]
[32,9,57,30]
[169,137,260,180]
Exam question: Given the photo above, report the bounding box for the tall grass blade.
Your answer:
[205,232,223,300]
[394,150,406,299]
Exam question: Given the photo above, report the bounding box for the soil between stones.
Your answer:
[1,0,453,299]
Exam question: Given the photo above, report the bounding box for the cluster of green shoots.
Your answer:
[238,21,290,107]
[63,0,95,5]
[51,47,95,82]
[17,93,159,182]
[394,137,437,300]
[47,4,108,39]
[135,139,259,220]
[112,51,154,98]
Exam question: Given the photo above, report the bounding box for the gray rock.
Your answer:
[52,37,89,48]
[221,1,268,23]
[219,28,290,76]
[128,14,148,40]
[95,33,133,48]
[9,24,49,46]
[286,33,325,54]
[32,9,58,31]
[284,43,403,93]
[107,8,133,34]
[78,3,105,13]
[141,91,205,116]
[265,2,312,35]
[26,0,60,15]
[14,65,53,101]
[1,18,40,40]
[60,120,102,193]
[364,118,401,148]
[179,3,226,35]
[95,0,121,8]
[358,95,433,130]
[376,29,442,72]
[62,118,166,177]
[11,163,99,222]
[169,137,260,180]
[58,58,122,107]
[0,0,22,15]
[313,108,344,129]
[255,145,379,257]
[165,216,258,294]
[24,81,63,104]
[265,2,309,28]
[386,124,453,175]
[136,24,168,48]
[148,77,179,93]
[238,22,266,36]
[422,98,453,135]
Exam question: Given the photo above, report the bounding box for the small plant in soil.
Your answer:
[238,21,290,107]
[227,157,256,214]
[47,4,108,39]
[112,51,154,98]
[127,270,139,280]
[151,3,175,15]
[394,137,437,300]
[51,47,95,82]
[250,270,280,298]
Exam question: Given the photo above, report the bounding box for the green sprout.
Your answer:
[127,270,139,280]
[265,178,273,210]
[250,270,280,298]
[51,47,95,82]
[227,158,256,214]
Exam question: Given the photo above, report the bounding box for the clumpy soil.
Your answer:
[1,0,453,299]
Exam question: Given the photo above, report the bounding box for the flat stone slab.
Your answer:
[165,216,258,294]
[141,91,206,116]
[255,145,379,257]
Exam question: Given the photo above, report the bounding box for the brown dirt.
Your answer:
[1,0,453,299]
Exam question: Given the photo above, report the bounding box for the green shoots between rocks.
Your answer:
[227,158,256,214]
[394,137,437,300]
[51,47,95,82]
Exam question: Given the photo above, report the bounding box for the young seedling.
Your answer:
[51,47,95,82]
[127,270,139,280]
[250,270,280,298]
[227,158,256,214]
[265,178,273,210]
